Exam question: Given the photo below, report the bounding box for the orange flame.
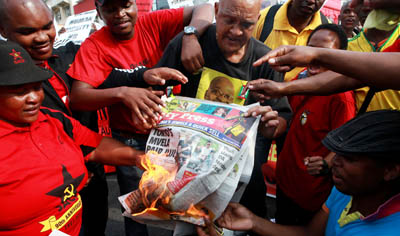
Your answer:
[132,151,210,220]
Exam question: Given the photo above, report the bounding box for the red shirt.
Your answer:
[0,108,102,236]
[277,72,356,212]
[67,8,184,132]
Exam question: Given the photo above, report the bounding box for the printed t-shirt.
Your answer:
[0,108,102,236]
[252,0,325,81]
[276,70,356,212]
[67,8,184,132]
[324,187,400,236]
[348,25,400,112]
[157,25,292,121]
[383,37,400,52]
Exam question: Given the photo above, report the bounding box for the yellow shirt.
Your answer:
[348,25,400,112]
[253,1,325,81]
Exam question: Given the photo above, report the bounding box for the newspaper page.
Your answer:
[119,96,260,232]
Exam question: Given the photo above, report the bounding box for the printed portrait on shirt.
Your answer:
[196,67,247,105]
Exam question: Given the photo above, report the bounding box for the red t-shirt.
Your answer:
[67,8,184,132]
[276,72,356,212]
[0,108,102,236]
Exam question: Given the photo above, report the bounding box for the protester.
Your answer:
[198,110,400,236]
[0,40,146,236]
[67,1,214,235]
[339,1,359,38]
[274,24,356,226]
[252,0,328,81]
[156,0,292,223]
[0,0,190,235]
[347,0,400,112]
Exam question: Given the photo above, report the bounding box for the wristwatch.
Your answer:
[184,26,199,38]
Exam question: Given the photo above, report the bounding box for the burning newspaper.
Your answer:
[119,96,260,234]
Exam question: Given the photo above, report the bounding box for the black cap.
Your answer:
[322,110,400,158]
[0,41,53,86]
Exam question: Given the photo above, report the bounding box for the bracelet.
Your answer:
[319,159,331,175]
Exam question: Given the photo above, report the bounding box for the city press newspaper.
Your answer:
[119,96,260,235]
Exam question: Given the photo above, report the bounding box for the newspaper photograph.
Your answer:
[119,96,260,233]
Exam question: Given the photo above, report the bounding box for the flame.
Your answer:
[131,151,210,221]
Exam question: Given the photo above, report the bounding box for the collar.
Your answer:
[274,0,323,33]
[0,110,48,138]
[362,192,400,222]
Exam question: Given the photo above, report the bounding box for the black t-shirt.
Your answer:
[157,24,291,121]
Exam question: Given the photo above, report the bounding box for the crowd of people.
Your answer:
[0,0,399,235]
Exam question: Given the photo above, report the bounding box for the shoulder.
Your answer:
[140,8,183,23]
[251,38,272,57]
[40,107,75,138]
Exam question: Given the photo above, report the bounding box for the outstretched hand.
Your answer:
[253,45,320,72]
[143,67,188,86]
[246,79,286,101]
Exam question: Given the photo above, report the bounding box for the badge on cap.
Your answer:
[9,49,24,64]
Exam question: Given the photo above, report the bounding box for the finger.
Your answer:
[192,58,203,73]
[161,68,188,84]
[309,156,324,162]
[270,65,295,73]
[253,49,281,67]
[261,110,278,122]
[144,94,163,113]
[265,118,279,128]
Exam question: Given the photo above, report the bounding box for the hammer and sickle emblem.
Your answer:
[63,184,75,202]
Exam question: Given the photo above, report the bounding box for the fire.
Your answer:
[128,151,210,222]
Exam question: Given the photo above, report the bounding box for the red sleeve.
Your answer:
[329,91,356,130]
[149,8,185,50]
[70,116,103,161]
[67,36,112,88]
[383,38,400,52]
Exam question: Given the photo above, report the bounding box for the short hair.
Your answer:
[307,23,348,50]
[0,0,52,26]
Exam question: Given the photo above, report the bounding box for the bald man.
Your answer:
[156,0,292,225]
[205,76,235,104]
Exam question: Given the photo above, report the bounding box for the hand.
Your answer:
[253,45,319,73]
[245,105,279,139]
[143,67,188,86]
[181,34,205,73]
[196,217,222,236]
[120,87,164,128]
[215,203,255,231]
[304,156,330,176]
[247,79,286,100]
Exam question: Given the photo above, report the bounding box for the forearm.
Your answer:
[315,49,400,89]
[183,3,214,35]
[89,137,144,166]
[70,83,125,111]
[251,214,308,236]
[99,67,149,89]
[283,71,363,96]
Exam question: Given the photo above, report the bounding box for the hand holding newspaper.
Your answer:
[119,96,260,234]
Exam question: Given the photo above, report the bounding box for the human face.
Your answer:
[97,0,137,40]
[215,0,260,58]
[0,0,56,61]
[331,154,386,196]
[340,5,358,30]
[353,0,372,25]
[290,0,326,18]
[307,29,340,76]
[205,77,235,104]
[0,82,44,127]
